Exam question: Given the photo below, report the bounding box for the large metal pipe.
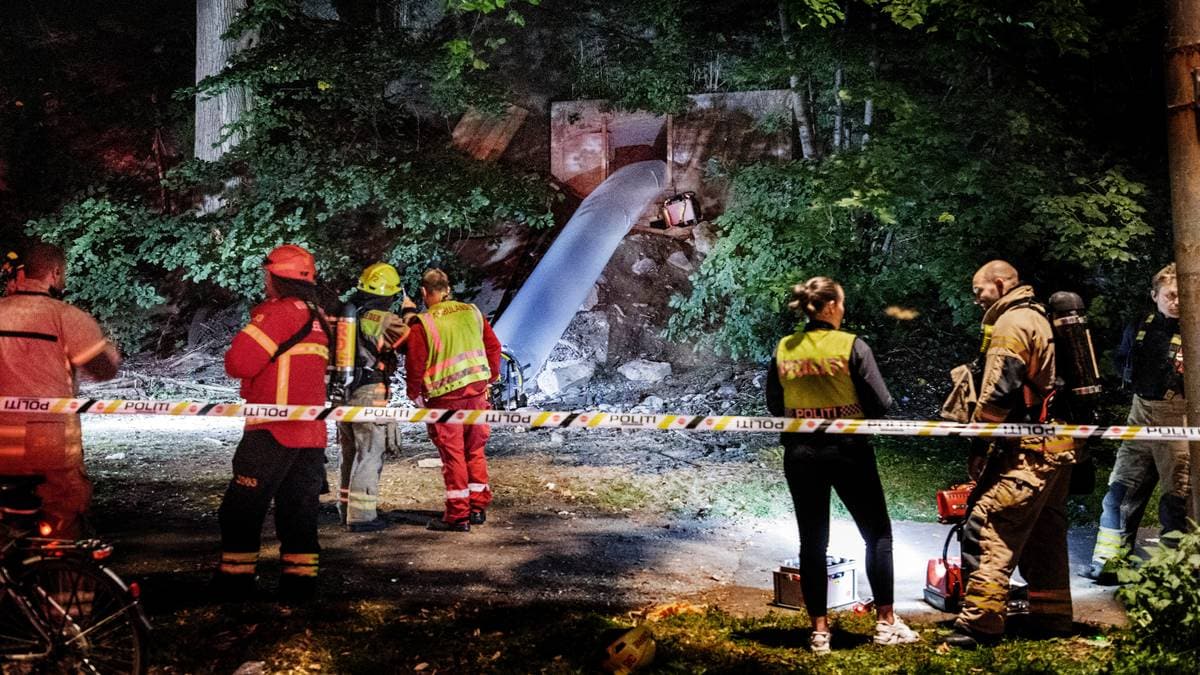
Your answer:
[494,160,666,387]
[1165,0,1200,523]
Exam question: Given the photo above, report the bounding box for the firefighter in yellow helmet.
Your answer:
[765,276,919,654]
[942,260,1075,647]
[335,262,417,532]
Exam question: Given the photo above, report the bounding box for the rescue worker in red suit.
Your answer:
[0,243,121,538]
[216,245,331,602]
[405,268,501,532]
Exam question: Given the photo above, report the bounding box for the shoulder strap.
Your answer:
[270,301,332,362]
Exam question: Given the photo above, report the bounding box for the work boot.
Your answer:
[347,518,388,533]
[1077,561,1119,586]
[211,573,258,603]
[278,576,317,605]
[1006,615,1074,639]
[469,509,487,526]
[427,517,470,532]
[938,628,1000,649]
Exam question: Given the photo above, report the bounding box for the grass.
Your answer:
[477,435,1135,527]
[147,599,1196,674]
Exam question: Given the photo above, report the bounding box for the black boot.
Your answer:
[211,573,258,603]
[939,628,1000,649]
[469,510,487,526]
[427,517,470,532]
[278,575,317,604]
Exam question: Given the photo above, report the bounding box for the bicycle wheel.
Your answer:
[19,557,146,675]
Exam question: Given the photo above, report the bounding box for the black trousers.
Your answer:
[783,438,895,616]
[218,431,325,578]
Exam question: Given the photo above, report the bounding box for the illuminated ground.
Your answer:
[72,415,1134,671]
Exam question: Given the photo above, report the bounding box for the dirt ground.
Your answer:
[78,404,1128,673]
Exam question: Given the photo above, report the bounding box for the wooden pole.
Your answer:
[1165,0,1200,524]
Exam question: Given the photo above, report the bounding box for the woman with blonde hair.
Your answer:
[765,276,919,653]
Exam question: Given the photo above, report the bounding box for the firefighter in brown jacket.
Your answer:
[943,261,1076,648]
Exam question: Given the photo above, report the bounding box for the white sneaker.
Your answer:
[875,617,921,645]
[810,630,832,655]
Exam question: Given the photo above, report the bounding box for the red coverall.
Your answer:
[218,296,330,594]
[405,314,501,524]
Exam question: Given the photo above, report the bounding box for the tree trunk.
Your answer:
[777,2,819,160]
[194,0,252,162]
[862,23,877,146]
[833,64,844,152]
[1165,0,1200,525]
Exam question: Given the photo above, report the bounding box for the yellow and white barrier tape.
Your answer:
[0,396,1195,441]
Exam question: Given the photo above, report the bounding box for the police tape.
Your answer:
[4,396,1200,441]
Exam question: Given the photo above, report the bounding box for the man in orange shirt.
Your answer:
[0,243,121,538]
[216,244,331,602]
[405,269,501,532]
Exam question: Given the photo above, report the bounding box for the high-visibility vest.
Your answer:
[417,301,491,399]
[775,328,863,419]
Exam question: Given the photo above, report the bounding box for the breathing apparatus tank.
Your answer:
[1046,289,1099,420]
[331,300,358,403]
[1047,291,1102,403]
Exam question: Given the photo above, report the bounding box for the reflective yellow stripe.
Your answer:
[342,407,363,422]
[69,339,108,367]
[588,413,606,428]
[785,418,805,433]
[275,354,291,404]
[657,415,676,430]
[412,409,432,422]
[242,324,278,355]
[281,552,319,577]
[533,412,552,427]
[220,551,259,575]
[171,401,191,415]
[463,410,483,425]
[282,343,329,359]
[713,416,732,431]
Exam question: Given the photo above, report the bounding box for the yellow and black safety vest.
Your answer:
[775,328,863,419]
[417,301,491,399]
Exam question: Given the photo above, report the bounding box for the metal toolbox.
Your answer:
[773,556,859,610]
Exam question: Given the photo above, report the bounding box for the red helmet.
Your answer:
[263,244,316,283]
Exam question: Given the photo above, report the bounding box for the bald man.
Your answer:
[943,260,1076,648]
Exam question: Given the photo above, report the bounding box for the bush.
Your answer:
[1116,527,1200,655]
[26,147,556,350]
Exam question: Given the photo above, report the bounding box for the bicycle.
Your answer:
[0,475,150,674]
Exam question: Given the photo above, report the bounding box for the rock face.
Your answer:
[667,250,692,271]
[536,359,596,394]
[693,221,718,257]
[631,258,658,276]
[617,359,672,383]
[580,284,600,311]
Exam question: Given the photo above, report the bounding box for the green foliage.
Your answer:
[26,147,554,349]
[667,4,1156,362]
[1116,528,1200,655]
[25,199,170,346]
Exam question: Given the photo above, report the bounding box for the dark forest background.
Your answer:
[0,1,1174,376]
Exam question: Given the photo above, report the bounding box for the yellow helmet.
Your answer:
[602,626,655,674]
[357,262,401,296]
